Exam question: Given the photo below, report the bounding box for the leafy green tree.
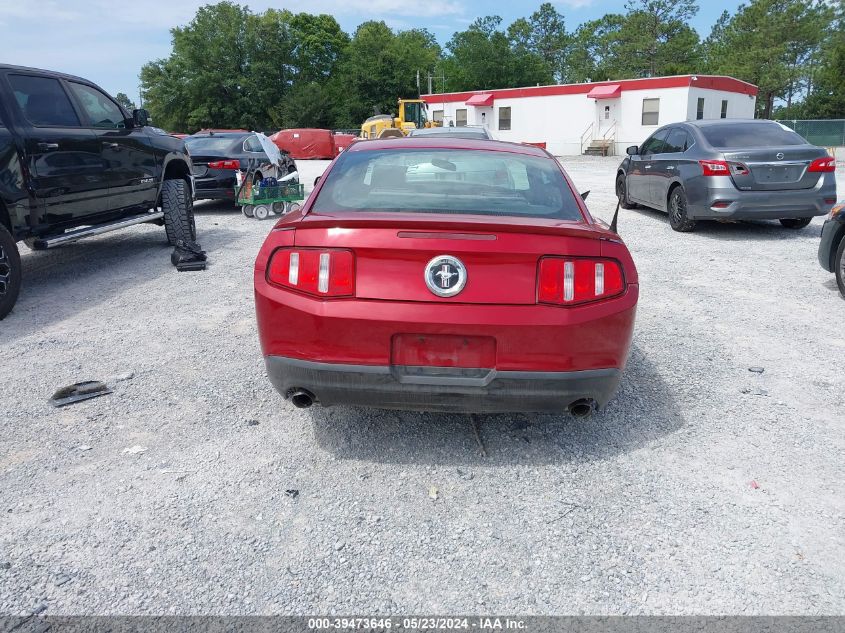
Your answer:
[616,0,700,77]
[507,3,570,81]
[565,15,626,82]
[444,16,551,91]
[280,81,336,128]
[333,21,440,127]
[704,0,832,118]
[140,2,304,131]
[276,12,348,129]
[287,12,349,84]
[114,92,136,111]
[789,0,844,117]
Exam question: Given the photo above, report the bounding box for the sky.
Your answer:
[0,0,736,103]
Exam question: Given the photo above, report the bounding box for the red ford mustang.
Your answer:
[254,138,638,415]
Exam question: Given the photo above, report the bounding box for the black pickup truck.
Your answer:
[0,64,195,319]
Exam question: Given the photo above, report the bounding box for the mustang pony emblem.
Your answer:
[425,255,467,297]
[434,265,458,288]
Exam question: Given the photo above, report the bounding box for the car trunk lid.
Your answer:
[722,147,827,191]
[292,212,603,305]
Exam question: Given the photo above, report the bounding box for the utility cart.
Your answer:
[235,178,305,220]
[234,131,306,220]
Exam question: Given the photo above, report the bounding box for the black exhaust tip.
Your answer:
[290,389,315,409]
[568,399,596,418]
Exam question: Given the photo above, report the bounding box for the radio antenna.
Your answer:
[609,198,621,233]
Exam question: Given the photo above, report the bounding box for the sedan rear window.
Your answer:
[701,123,807,148]
[311,149,583,220]
[184,136,237,153]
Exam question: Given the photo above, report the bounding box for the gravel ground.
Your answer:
[1,156,843,616]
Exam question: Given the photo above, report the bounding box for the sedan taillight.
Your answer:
[538,257,625,305]
[699,160,730,176]
[208,159,241,170]
[808,157,836,173]
[267,248,354,297]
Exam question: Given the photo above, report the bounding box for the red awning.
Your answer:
[587,84,621,99]
[465,93,494,106]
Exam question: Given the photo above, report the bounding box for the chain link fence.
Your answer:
[776,119,845,147]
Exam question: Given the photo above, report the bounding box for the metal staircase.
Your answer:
[580,121,617,156]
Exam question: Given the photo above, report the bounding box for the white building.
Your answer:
[421,75,758,156]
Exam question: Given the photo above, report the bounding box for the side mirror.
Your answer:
[133,108,150,127]
[626,145,639,156]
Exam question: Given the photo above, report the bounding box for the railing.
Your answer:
[601,120,617,156]
[580,122,593,155]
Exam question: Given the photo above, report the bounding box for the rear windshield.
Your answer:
[184,136,237,153]
[700,123,807,148]
[311,148,583,220]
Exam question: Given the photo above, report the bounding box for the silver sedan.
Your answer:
[615,119,838,232]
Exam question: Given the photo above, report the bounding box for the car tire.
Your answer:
[779,217,813,229]
[668,186,696,232]
[0,224,22,320]
[161,178,196,246]
[835,236,845,299]
[615,173,636,209]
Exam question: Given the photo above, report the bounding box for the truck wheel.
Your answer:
[0,225,22,320]
[779,217,812,229]
[161,178,196,246]
[835,237,845,299]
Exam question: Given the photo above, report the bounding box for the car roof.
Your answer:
[348,137,547,157]
[685,119,778,128]
[410,127,488,135]
[188,132,249,139]
[0,63,93,85]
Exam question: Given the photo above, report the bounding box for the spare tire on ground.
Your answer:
[161,178,196,246]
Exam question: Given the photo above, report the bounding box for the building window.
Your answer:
[456,109,467,127]
[720,100,728,119]
[604,105,610,120]
[432,110,443,124]
[641,98,659,126]
[696,97,705,120]
[498,107,511,130]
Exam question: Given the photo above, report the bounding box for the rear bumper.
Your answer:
[194,186,235,201]
[195,174,236,200]
[265,355,621,413]
[688,175,836,220]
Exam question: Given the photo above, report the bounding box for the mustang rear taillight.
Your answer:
[538,257,624,305]
[208,159,241,170]
[808,157,836,173]
[699,160,730,176]
[267,248,354,297]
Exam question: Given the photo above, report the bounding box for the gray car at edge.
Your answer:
[615,119,837,232]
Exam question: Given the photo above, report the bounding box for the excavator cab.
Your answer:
[401,100,428,130]
[359,99,440,139]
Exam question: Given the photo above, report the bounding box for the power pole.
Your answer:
[427,73,433,95]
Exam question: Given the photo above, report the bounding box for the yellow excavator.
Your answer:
[360,99,441,139]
